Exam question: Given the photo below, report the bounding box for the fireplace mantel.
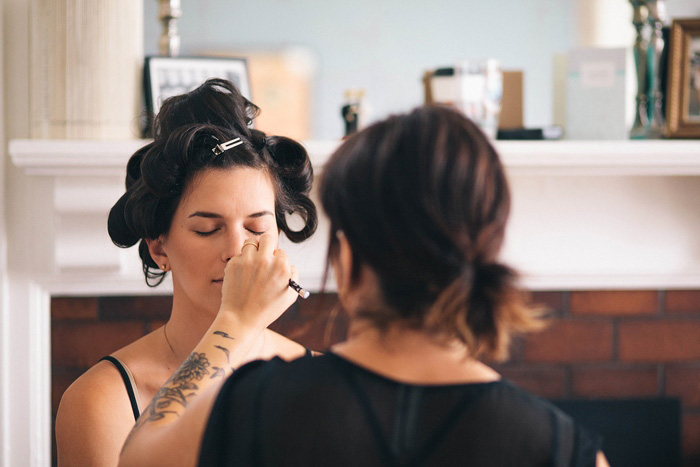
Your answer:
[9,138,700,293]
[11,138,700,176]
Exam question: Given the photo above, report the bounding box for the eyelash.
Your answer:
[194,229,219,237]
[194,228,266,237]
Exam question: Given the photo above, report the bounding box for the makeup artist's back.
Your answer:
[198,106,609,466]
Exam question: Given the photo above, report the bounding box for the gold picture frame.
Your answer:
[666,19,700,138]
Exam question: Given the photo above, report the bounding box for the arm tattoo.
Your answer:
[122,330,239,450]
[146,352,210,421]
[215,345,230,363]
[213,330,235,340]
[123,352,211,448]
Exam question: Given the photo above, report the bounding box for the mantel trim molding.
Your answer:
[11,139,700,177]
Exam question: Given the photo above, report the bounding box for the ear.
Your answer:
[336,231,353,295]
[332,231,360,308]
[333,232,381,315]
[145,236,169,270]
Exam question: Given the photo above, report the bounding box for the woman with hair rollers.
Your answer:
[55,79,317,466]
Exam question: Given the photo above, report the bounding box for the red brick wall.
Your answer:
[52,290,700,465]
[497,290,700,466]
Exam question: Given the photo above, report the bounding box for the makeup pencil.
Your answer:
[288,279,310,299]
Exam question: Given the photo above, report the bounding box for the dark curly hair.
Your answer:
[320,105,543,360]
[108,79,317,286]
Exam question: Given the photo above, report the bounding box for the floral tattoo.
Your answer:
[144,352,210,423]
[122,330,235,450]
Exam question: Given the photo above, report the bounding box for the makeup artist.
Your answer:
[119,105,609,466]
[55,79,317,466]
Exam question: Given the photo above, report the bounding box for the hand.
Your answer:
[219,233,299,330]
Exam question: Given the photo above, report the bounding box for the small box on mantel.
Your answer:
[499,70,523,130]
[556,47,635,140]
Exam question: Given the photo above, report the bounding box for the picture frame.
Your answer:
[144,56,251,117]
[666,19,700,138]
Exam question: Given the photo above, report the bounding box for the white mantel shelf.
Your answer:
[10,139,700,176]
[9,138,700,293]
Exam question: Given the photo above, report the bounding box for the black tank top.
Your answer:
[100,356,141,420]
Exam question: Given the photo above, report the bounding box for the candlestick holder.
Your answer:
[158,0,182,57]
[646,0,668,138]
[629,0,650,138]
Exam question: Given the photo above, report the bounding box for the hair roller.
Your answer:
[124,143,152,189]
[107,192,141,248]
[249,129,268,152]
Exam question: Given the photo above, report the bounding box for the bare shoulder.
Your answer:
[55,359,139,466]
[263,328,308,360]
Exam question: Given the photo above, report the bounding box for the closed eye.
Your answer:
[247,229,267,236]
[194,229,220,237]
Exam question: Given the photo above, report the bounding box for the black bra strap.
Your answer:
[331,354,491,467]
[100,356,141,420]
[332,356,399,466]
[304,347,313,358]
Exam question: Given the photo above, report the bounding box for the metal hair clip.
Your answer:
[212,137,243,155]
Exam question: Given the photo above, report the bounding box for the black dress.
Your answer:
[199,353,601,466]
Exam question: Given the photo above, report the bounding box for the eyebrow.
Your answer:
[187,210,274,219]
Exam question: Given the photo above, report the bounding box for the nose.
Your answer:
[221,228,245,262]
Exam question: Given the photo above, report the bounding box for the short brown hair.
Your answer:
[320,106,544,360]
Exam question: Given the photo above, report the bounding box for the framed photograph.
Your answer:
[666,19,700,138]
[144,56,250,116]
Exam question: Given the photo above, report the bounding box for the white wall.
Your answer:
[660,0,700,20]
[578,0,700,48]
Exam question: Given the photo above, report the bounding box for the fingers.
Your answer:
[236,234,296,288]
[240,237,260,258]
[257,233,276,256]
[240,233,275,260]
[273,247,288,261]
[273,248,293,280]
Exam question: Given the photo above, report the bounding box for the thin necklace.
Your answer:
[163,323,180,360]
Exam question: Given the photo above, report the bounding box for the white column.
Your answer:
[0,1,8,465]
[2,0,52,464]
[30,0,144,139]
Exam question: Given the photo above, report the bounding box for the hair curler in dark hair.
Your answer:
[250,129,317,243]
[108,139,175,285]
[108,143,152,249]
[320,105,544,360]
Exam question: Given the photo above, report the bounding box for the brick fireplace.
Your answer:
[51,289,700,465]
